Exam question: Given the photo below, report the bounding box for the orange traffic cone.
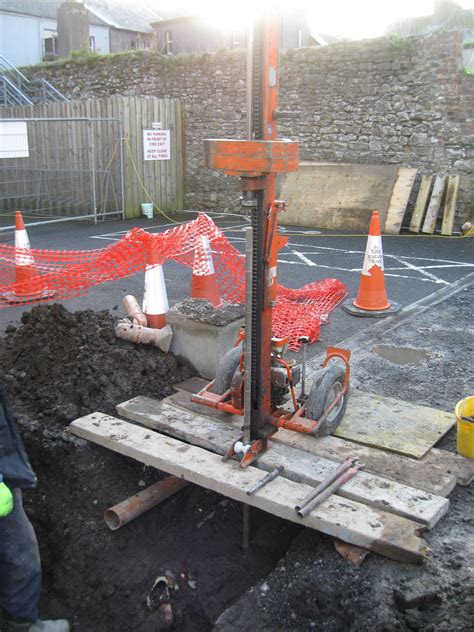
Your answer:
[190,235,222,308]
[1,211,54,303]
[342,211,400,317]
[142,244,169,329]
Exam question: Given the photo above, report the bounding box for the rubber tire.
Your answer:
[306,364,349,437]
[210,346,242,395]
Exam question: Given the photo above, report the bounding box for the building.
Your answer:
[387,1,474,70]
[151,10,341,57]
[0,0,164,66]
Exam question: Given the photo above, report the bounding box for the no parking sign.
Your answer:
[143,129,170,161]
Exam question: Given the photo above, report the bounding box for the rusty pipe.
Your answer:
[104,477,189,531]
[122,295,147,326]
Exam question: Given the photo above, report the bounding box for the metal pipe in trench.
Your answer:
[104,476,189,531]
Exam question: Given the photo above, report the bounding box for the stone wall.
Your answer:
[28,31,473,223]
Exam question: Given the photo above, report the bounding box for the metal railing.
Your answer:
[0,55,69,107]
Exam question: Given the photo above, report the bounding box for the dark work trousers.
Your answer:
[0,489,41,622]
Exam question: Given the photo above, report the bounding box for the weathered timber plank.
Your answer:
[167,387,459,495]
[385,168,418,234]
[70,413,428,564]
[117,396,449,529]
[422,176,446,234]
[333,390,455,459]
[440,175,460,236]
[409,175,433,233]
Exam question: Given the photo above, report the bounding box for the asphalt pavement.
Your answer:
[0,211,472,361]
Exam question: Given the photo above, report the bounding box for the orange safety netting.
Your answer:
[0,214,347,349]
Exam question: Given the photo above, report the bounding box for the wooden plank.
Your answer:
[409,175,433,232]
[117,397,449,529]
[333,390,454,459]
[440,175,460,236]
[70,413,428,564]
[169,383,460,495]
[384,168,418,234]
[422,176,446,234]
[172,385,455,460]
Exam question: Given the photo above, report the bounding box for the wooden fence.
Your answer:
[0,96,184,220]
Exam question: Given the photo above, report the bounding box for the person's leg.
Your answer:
[0,489,42,623]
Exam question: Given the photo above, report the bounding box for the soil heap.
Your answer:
[0,305,296,631]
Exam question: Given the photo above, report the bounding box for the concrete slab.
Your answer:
[167,301,243,379]
[278,162,398,231]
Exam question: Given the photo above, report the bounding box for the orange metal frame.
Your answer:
[193,13,350,468]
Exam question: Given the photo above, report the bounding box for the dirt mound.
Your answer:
[0,305,298,631]
[0,304,190,424]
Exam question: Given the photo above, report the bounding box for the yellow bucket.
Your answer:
[455,396,474,459]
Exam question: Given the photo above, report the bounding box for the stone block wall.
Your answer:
[28,31,473,223]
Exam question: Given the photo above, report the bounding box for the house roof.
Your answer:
[0,0,165,33]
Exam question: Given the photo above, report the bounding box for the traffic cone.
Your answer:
[142,243,169,329]
[190,235,222,308]
[1,211,54,303]
[342,211,400,317]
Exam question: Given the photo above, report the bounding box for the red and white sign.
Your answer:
[143,129,170,161]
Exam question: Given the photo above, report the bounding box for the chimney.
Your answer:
[57,1,90,58]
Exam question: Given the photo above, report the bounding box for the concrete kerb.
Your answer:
[167,309,244,380]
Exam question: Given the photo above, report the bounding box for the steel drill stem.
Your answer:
[297,466,361,518]
[295,458,356,512]
[246,465,284,496]
[243,226,253,443]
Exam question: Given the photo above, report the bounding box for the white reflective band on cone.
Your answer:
[143,264,169,314]
[361,235,384,276]
[15,229,35,266]
[200,235,215,275]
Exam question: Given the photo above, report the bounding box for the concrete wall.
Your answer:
[26,31,474,225]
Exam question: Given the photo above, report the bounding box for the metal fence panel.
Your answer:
[0,96,184,229]
[0,113,124,230]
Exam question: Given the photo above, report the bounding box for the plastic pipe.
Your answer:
[115,319,173,352]
[104,477,189,531]
[122,295,148,326]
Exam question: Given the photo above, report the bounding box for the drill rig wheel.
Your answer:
[306,364,349,437]
[210,346,242,395]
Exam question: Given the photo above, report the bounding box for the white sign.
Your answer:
[143,129,170,161]
[0,121,29,159]
[152,121,162,129]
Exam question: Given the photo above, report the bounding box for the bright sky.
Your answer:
[148,0,474,40]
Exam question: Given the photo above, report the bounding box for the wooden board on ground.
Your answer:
[173,382,455,460]
[422,176,446,234]
[70,412,428,564]
[441,175,460,236]
[171,383,469,493]
[333,390,455,459]
[385,167,418,234]
[409,175,433,232]
[117,396,449,529]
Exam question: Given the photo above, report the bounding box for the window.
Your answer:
[89,35,96,52]
[165,30,172,55]
[42,29,58,60]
